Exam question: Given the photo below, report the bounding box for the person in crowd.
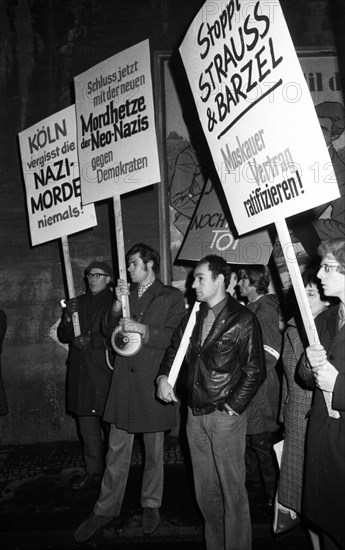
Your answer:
[279,264,331,550]
[237,266,282,506]
[57,261,113,490]
[74,243,186,542]
[299,238,345,550]
[157,255,266,550]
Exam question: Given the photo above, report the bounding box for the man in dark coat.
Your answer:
[74,244,186,542]
[299,238,345,550]
[57,261,113,490]
[237,266,282,506]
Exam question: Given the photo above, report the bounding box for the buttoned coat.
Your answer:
[103,278,186,433]
[299,304,345,548]
[245,294,282,434]
[57,287,113,416]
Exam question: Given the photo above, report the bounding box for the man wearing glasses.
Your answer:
[299,238,345,550]
[58,261,113,491]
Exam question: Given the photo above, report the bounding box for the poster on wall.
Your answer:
[19,105,97,246]
[179,1,340,238]
[74,39,160,205]
[177,181,272,265]
[271,53,345,290]
[155,53,203,289]
[155,51,273,292]
[300,54,344,163]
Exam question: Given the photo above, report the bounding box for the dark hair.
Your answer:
[196,255,231,288]
[318,239,345,275]
[238,265,270,295]
[126,243,160,273]
[302,263,322,288]
[302,263,327,300]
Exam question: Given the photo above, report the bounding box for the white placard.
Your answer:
[74,39,160,205]
[179,0,340,235]
[19,105,97,246]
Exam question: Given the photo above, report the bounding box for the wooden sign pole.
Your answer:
[167,301,200,388]
[61,235,81,337]
[111,193,141,356]
[275,219,340,417]
[275,219,319,345]
[112,193,129,316]
[275,219,319,346]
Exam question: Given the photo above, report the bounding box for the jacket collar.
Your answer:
[195,294,235,351]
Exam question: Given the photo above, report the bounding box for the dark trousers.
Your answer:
[246,432,278,498]
[187,408,251,550]
[78,415,109,474]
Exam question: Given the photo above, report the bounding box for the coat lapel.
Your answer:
[133,279,162,322]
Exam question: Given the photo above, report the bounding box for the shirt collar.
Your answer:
[138,279,155,297]
[210,295,228,318]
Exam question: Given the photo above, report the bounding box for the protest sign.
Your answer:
[19,105,98,335]
[74,39,160,205]
[179,0,340,236]
[19,105,97,247]
[177,180,272,264]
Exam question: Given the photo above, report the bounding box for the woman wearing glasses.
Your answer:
[57,261,113,491]
[299,239,345,550]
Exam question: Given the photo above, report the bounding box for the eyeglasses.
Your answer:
[319,263,340,273]
[86,272,108,280]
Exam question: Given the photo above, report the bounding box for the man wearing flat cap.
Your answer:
[57,261,114,490]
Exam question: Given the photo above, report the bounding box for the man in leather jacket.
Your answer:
[157,255,266,550]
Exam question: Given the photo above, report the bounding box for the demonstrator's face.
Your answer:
[317,254,345,300]
[192,263,220,306]
[127,253,150,284]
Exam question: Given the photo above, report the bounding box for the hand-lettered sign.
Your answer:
[74,39,160,205]
[179,0,340,235]
[19,105,97,246]
[178,181,272,264]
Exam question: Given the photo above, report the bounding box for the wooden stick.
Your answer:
[275,219,319,345]
[167,301,200,388]
[275,220,340,417]
[113,193,130,317]
[61,235,81,337]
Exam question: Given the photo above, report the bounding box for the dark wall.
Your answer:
[0,0,340,444]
